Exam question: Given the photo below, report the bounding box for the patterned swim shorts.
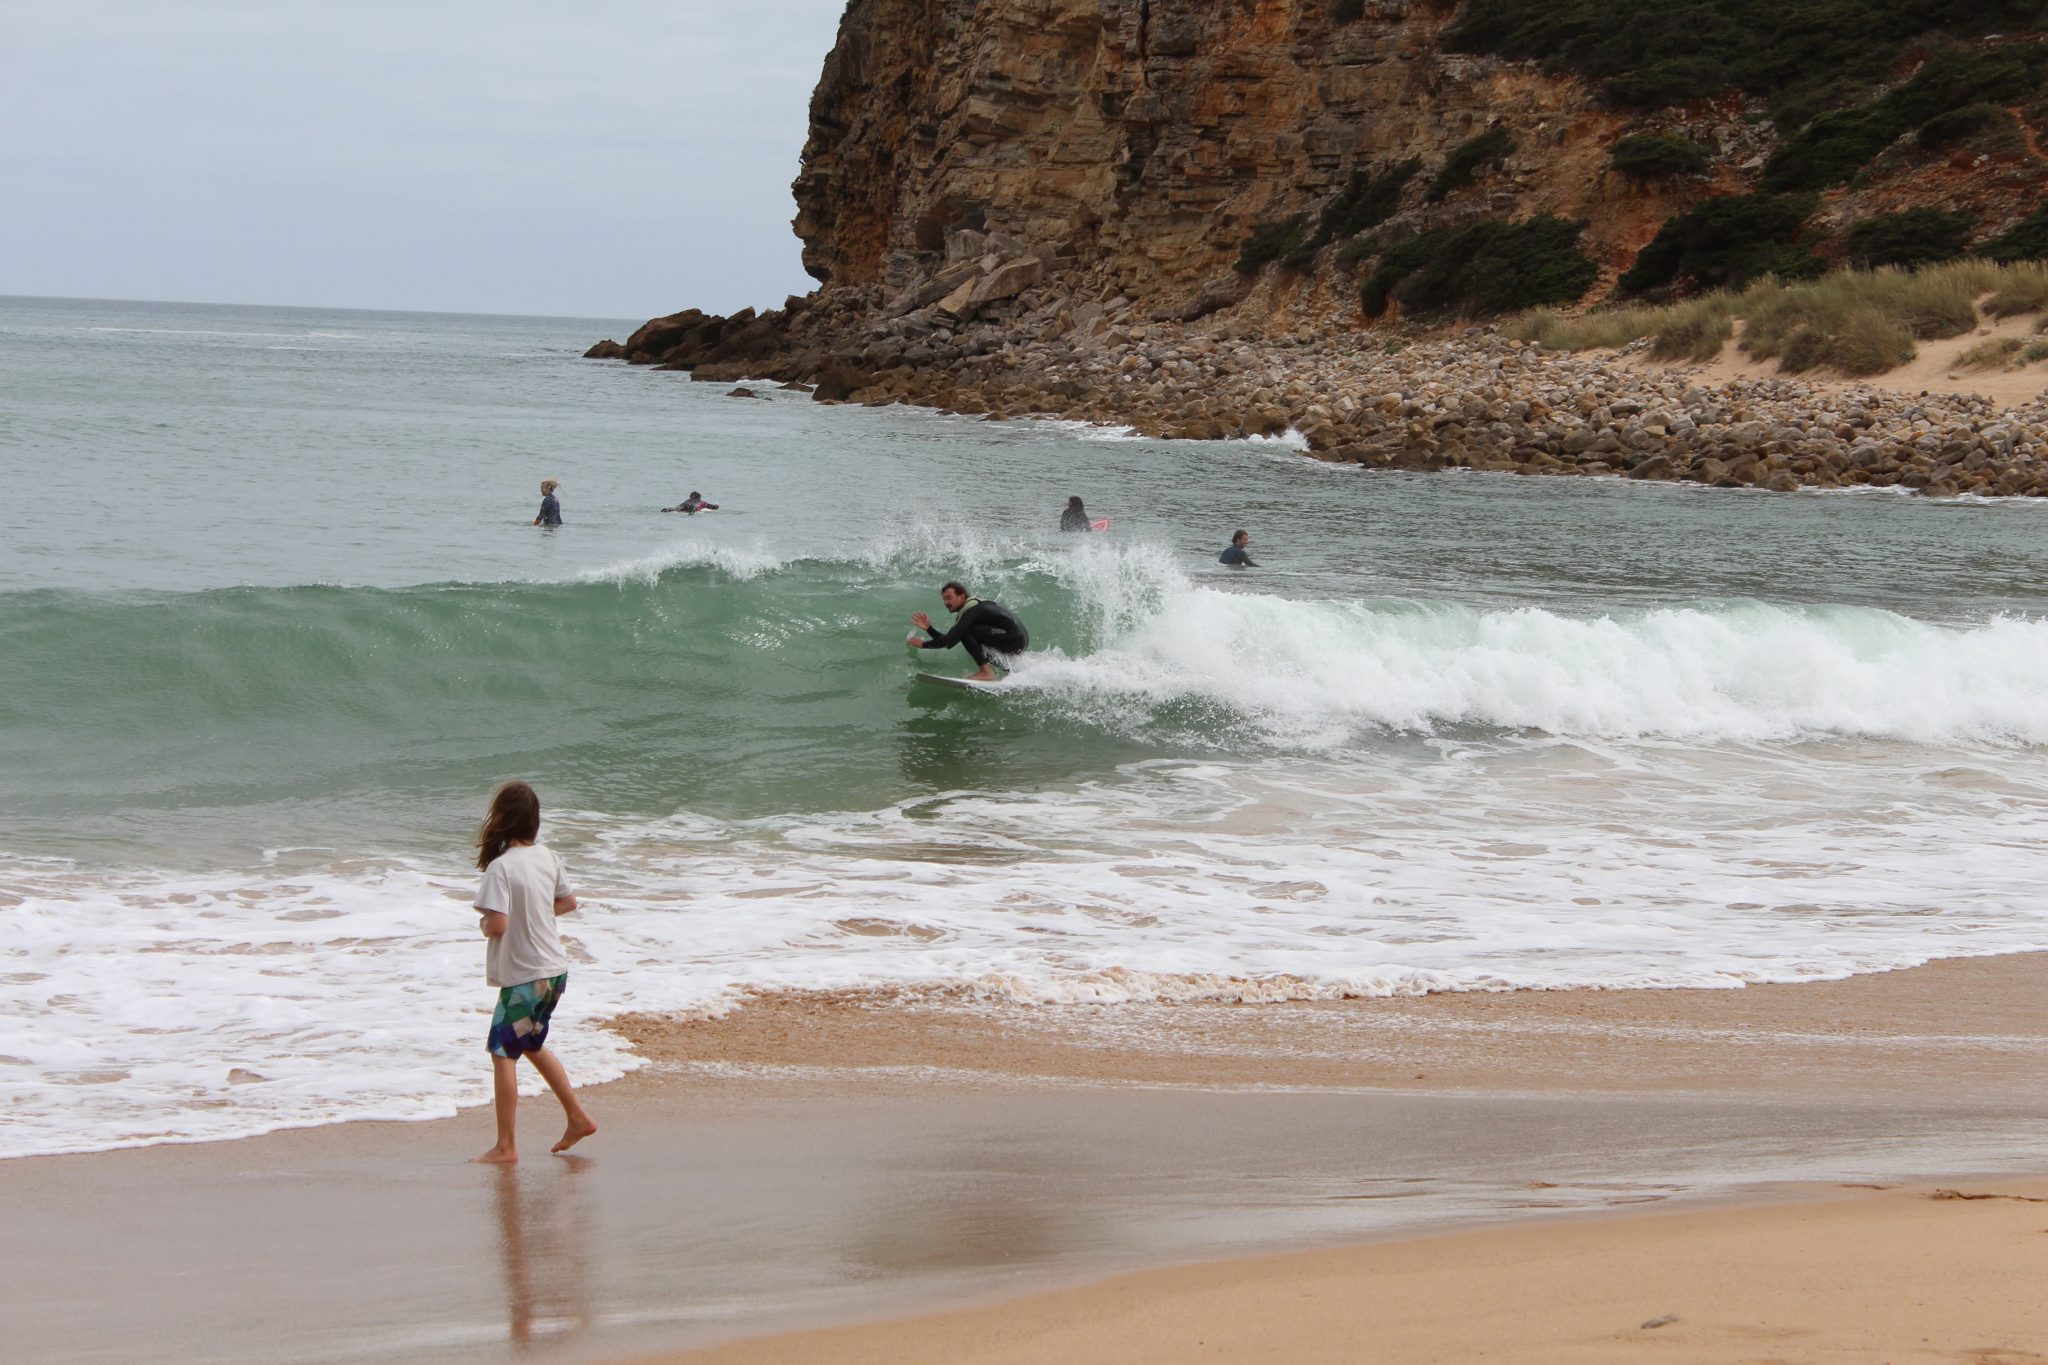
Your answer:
[487,974,568,1058]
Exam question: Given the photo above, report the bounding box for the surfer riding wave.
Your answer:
[908,581,1029,681]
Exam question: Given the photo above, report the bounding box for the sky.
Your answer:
[0,1,848,319]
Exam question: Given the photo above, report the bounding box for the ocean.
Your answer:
[3,293,2046,1159]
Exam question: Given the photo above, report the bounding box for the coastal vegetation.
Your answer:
[1761,45,2048,192]
[1318,158,1422,241]
[1982,202,2048,262]
[1360,216,1598,318]
[1513,259,2048,376]
[1443,0,2046,125]
[1235,213,1316,273]
[1619,193,1822,294]
[1607,133,1711,181]
[1426,126,1516,202]
[1237,159,1427,275]
[1844,209,1974,270]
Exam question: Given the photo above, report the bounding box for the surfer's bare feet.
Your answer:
[552,1117,596,1154]
[473,1144,518,1164]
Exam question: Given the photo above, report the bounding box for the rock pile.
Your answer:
[588,240,2048,500]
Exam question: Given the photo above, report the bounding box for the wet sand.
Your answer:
[615,952,2048,1099]
[3,954,2043,1364]
[657,1177,2048,1365]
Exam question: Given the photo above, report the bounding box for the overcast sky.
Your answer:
[0,1,848,319]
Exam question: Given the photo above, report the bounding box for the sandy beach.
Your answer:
[3,953,2042,1364]
[660,1177,2048,1365]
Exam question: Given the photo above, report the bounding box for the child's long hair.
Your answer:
[477,780,541,870]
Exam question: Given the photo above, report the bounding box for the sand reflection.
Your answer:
[492,1158,593,1348]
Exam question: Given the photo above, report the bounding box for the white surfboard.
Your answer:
[914,671,1007,693]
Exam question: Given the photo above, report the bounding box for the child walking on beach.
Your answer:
[471,780,596,1163]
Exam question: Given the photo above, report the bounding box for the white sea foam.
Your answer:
[570,539,793,584]
[1013,541,2048,747]
[5,739,2046,1158]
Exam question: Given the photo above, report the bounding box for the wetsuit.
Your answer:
[680,497,718,514]
[1219,544,1256,567]
[1060,507,1090,532]
[537,494,562,526]
[923,597,1030,670]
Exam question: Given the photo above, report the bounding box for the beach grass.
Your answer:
[1512,260,2048,375]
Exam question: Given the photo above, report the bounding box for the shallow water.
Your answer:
[3,294,2046,1156]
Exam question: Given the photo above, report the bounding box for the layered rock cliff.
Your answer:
[584,0,2048,497]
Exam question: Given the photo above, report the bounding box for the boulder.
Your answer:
[968,257,1046,307]
[811,359,873,403]
[583,339,627,360]
[934,278,980,321]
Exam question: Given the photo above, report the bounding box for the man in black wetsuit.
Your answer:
[908,581,1030,681]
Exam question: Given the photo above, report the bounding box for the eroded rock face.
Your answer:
[792,0,1645,313]
[580,1,2048,501]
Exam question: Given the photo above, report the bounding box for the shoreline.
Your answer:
[592,287,2048,501]
[5,953,2042,1363]
[647,1174,2048,1365]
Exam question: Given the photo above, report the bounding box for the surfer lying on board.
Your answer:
[664,491,718,514]
[908,581,1030,682]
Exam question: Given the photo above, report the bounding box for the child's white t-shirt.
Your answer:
[475,843,574,988]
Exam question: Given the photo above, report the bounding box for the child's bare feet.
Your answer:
[473,1144,518,1164]
[551,1117,596,1154]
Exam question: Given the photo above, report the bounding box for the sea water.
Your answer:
[2,294,2045,1157]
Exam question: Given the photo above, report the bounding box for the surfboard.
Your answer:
[914,671,1007,693]
[1090,517,1112,531]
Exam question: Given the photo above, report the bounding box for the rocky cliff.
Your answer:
[584,0,2048,498]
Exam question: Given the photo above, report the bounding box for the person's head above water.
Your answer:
[541,479,559,495]
[1231,529,1250,546]
[687,491,700,500]
[940,581,969,612]
[1067,495,1084,511]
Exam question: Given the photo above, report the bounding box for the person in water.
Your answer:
[534,480,563,527]
[1219,529,1257,568]
[665,491,719,514]
[908,581,1030,681]
[1060,495,1091,532]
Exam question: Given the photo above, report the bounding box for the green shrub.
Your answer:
[1608,133,1711,180]
[1441,0,2046,124]
[1763,104,1908,191]
[1887,45,2047,126]
[1426,127,1517,202]
[1236,214,1314,274]
[2023,340,2048,362]
[1619,193,1821,294]
[1318,159,1422,242]
[1335,234,1384,268]
[1981,202,2048,263]
[1361,216,1598,318]
[1763,47,2048,191]
[1844,208,1974,269]
[1916,102,2011,150]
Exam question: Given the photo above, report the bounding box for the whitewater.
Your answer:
[2,294,2045,1157]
